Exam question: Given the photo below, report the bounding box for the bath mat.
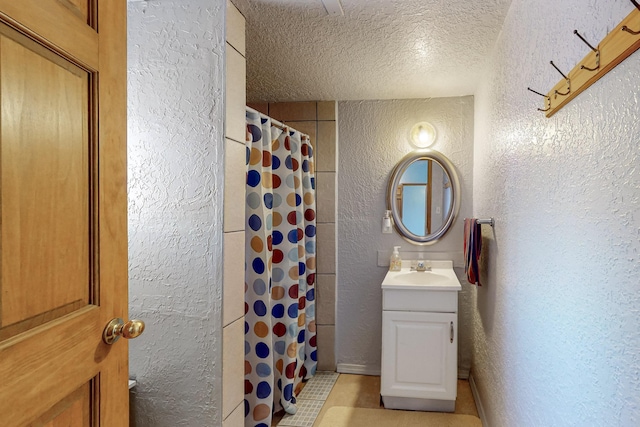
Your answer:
[316,406,483,427]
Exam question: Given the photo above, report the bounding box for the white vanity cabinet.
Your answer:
[380,262,461,412]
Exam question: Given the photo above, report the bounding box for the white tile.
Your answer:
[226,0,245,56]
[316,325,336,371]
[223,318,245,419]
[224,138,246,233]
[223,401,244,427]
[223,231,245,326]
[316,274,335,325]
[225,45,246,144]
[278,399,325,427]
[316,223,336,275]
[317,101,336,121]
[297,372,339,400]
[316,121,336,172]
[315,172,335,224]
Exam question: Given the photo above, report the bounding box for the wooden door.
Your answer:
[0,1,129,426]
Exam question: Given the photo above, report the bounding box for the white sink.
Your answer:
[382,261,462,291]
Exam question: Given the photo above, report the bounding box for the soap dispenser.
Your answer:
[389,246,402,271]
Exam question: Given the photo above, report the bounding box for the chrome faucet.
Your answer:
[414,260,431,272]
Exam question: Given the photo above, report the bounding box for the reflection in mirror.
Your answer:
[396,160,452,236]
[387,149,460,245]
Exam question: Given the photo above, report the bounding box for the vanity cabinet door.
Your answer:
[381,310,457,401]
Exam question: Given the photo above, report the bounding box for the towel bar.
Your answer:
[475,218,494,227]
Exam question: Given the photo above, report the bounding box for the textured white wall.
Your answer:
[127,1,225,426]
[473,1,640,426]
[337,98,475,373]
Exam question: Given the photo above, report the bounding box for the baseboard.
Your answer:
[469,372,488,427]
[458,368,470,379]
[336,363,381,376]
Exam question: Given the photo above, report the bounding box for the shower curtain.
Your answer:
[244,110,317,427]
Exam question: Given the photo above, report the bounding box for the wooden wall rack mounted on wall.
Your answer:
[529,4,640,118]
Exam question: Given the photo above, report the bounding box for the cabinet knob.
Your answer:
[450,322,454,343]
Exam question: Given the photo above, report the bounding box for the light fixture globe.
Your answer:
[409,121,437,148]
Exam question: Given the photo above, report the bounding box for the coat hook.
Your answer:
[527,87,551,112]
[574,30,600,71]
[550,61,571,96]
[623,0,640,34]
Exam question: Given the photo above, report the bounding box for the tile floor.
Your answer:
[275,372,339,427]
[272,373,479,427]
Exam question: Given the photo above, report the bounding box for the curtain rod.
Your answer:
[245,106,310,140]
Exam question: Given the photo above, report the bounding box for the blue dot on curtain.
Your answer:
[306,303,315,318]
[274,340,286,355]
[272,155,281,170]
[263,193,273,209]
[311,177,315,190]
[285,155,293,170]
[265,213,273,231]
[288,248,299,262]
[288,229,299,244]
[289,140,299,154]
[244,321,249,334]
[253,300,267,316]
[306,288,315,302]
[252,258,265,274]
[295,194,302,206]
[283,383,294,401]
[255,342,270,358]
[244,400,250,417]
[249,215,262,231]
[285,175,295,189]
[247,170,261,187]
[299,262,306,276]
[272,193,282,208]
[311,350,317,361]
[272,267,284,282]
[288,322,298,338]
[305,225,316,238]
[247,124,262,142]
[256,381,272,399]
[244,341,250,355]
[303,176,311,189]
[287,303,298,319]
[247,192,261,209]
[272,304,285,318]
[245,146,251,166]
[305,241,316,254]
[253,279,267,295]
[256,363,271,378]
[297,329,305,344]
[256,424,269,427]
[273,230,284,245]
[302,159,309,172]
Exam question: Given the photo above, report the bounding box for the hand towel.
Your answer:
[463,218,482,286]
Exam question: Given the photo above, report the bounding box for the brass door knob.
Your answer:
[103,318,145,345]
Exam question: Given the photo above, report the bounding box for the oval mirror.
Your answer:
[386,149,460,245]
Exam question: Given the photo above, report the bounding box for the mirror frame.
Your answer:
[386,149,461,245]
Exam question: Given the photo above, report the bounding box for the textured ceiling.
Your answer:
[235,0,512,102]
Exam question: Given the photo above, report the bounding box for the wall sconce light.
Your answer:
[409,121,437,148]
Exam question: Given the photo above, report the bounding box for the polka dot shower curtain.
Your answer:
[244,109,317,427]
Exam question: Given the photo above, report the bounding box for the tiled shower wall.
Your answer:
[223,2,246,426]
[247,101,338,371]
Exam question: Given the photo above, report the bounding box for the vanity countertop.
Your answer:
[381,260,461,291]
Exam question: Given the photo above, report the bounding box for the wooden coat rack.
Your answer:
[528,3,640,118]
